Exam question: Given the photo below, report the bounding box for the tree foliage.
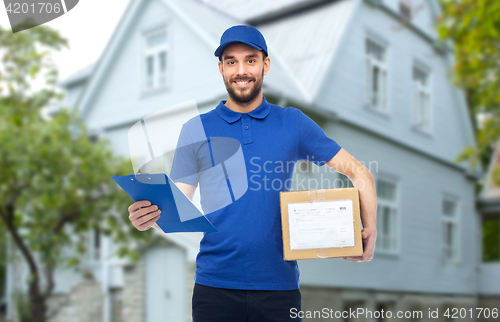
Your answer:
[437,0,500,179]
[0,24,152,322]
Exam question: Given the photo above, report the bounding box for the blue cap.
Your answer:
[214,25,268,58]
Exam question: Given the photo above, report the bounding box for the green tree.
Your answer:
[436,0,500,177]
[0,24,152,322]
[436,0,500,262]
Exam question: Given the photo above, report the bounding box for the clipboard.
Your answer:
[112,173,217,233]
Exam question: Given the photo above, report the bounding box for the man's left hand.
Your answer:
[342,227,377,262]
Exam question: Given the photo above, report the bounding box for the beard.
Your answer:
[223,69,264,104]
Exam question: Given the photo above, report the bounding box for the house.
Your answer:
[6,0,498,321]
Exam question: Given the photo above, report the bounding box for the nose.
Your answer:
[236,62,248,77]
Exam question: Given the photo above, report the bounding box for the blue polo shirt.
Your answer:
[170,96,341,290]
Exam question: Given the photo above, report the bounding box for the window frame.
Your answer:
[141,24,170,94]
[411,62,433,134]
[441,194,461,264]
[375,175,400,255]
[365,34,390,115]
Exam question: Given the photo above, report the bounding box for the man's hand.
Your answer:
[128,200,161,231]
[342,227,376,262]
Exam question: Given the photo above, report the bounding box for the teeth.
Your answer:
[236,81,249,85]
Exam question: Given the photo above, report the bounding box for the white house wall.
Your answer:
[101,101,214,161]
[144,246,186,322]
[60,84,87,111]
[102,124,132,159]
[479,263,500,295]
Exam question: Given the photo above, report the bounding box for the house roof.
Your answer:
[57,62,96,88]
[200,0,316,22]
[258,0,357,100]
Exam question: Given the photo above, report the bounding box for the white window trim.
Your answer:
[441,195,461,265]
[365,35,390,115]
[141,24,170,94]
[411,63,433,134]
[375,175,400,255]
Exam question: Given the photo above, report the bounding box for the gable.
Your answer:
[200,0,314,22]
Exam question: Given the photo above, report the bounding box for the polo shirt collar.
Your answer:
[216,96,271,124]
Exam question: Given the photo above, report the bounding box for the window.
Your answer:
[143,27,168,91]
[376,177,398,253]
[93,228,101,260]
[86,228,101,261]
[412,64,432,132]
[442,197,459,263]
[399,1,412,20]
[366,36,388,112]
[482,215,500,262]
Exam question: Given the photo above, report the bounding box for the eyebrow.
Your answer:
[223,54,259,61]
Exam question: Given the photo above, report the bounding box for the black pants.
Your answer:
[192,283,302,322]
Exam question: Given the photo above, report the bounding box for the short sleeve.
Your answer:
[169,124,199,186]
[297,109,341,166]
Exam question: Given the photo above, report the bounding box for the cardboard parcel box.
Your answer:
[279,188,363,260]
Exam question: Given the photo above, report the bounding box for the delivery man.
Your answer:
[127,25,377,322]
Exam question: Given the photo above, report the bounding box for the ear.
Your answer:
[263,56,270,76]
[218,60,223,76]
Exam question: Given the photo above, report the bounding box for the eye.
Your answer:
[227,61,235,65]
[248,59,255,64]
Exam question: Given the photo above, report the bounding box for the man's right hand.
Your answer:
[128,200,161,231]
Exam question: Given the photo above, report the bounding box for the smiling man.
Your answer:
[127,25,377,322]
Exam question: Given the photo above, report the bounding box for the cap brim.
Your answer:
[214,41,264,57]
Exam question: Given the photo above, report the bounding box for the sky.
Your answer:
[0,0,131,82]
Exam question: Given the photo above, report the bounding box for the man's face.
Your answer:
[218,43,270,104]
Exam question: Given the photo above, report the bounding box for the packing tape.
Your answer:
[316,248,330,259]
[310,189,326,201]
[312,189,327,258]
